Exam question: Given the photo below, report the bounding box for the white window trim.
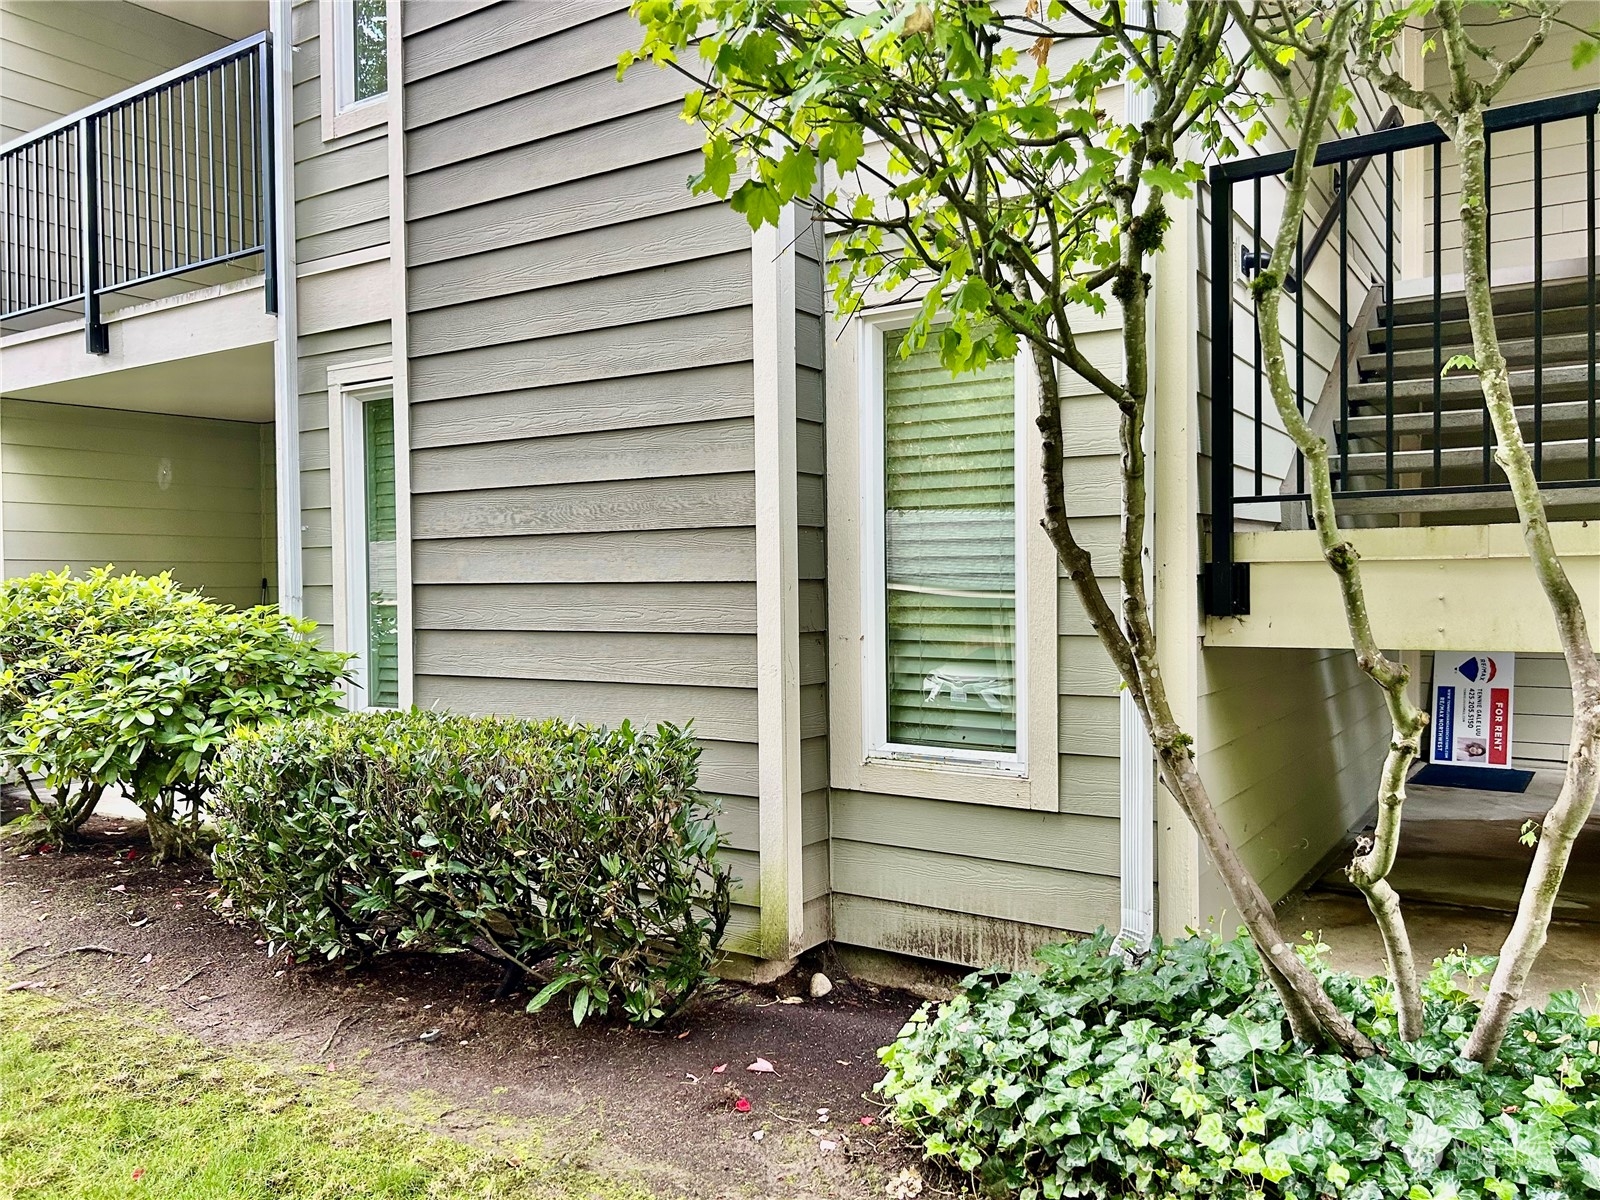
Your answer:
[327,358,409,710]
[826,303,1060,811]
[319,0,389,142]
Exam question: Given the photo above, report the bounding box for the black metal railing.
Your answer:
[1205,88,1600,617]
[0,32,276,352]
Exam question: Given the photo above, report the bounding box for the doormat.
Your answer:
[1411,764,1534,793]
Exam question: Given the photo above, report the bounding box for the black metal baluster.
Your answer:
[206,71,217,262]
[182,76,191,263]
[1432,140,1443,488]
[81,115,106,353]
[1339,166,1349,492]
[23,144,33,311]
[1588,110,1597,480]
[109,106,121,288]
[1384,151,1394,489]
[258,40,277,314]
[1482,132,1493,483]
[1207,167,1238,616]
[220,61,231,257]
[133,100,144,283]
[42,137,53,304]
[1295,222,1305,498]
[1253,176,1263,498]
[1532,123,1543,479]
[235,56,246,253]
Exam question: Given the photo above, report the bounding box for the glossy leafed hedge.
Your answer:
[210,710,732,1027]
[0,569,348,856]
[878,932,1600,1199]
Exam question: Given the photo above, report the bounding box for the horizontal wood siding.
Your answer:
[1197,646,1392,903]
[1,397,273,608]
[1423,20,1599,277]
[290,0,390,262]
[829,317,1127,969]
[401,1,763,952]
[0,0,224,142]
[297,321,392,628]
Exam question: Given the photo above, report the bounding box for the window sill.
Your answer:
[323,96,388,143]
[840,753,1053,811]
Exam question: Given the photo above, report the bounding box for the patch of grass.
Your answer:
[0,989,660,1199]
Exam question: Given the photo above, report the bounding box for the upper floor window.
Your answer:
[339,0,388,108]
[321,1,388,139]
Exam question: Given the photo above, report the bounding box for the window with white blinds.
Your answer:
[875,326,1021,758]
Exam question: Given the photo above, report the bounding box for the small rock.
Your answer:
[809,972,833,998]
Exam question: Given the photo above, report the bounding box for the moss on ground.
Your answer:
[0,989,662,1199]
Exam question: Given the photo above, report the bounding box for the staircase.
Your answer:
[1332,275,1600,524]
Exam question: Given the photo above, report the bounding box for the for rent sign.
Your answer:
[1431,653,1516,768]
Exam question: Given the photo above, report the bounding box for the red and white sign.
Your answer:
[1431,653,1516,769]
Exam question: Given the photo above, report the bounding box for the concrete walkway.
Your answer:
[1279,769,1599,1005]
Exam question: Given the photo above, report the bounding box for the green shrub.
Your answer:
[210,709,733,1028]
[0,569,349,856]
[878,931,1600,1199]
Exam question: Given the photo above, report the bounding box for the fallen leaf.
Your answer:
[733,1097,752,1113]
[712,1063,727,1074]
[859,1115,876,1126]
[131,1167,145,1181]
[746,1058,775,1073]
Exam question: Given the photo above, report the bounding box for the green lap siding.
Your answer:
[1,398,275,609]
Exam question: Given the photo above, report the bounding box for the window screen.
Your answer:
[362,397,399,708]
[882,329,1018,754]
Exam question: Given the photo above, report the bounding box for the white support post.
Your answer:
[270,0,301,617]
[753,209,804,964]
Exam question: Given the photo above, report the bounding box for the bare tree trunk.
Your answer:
[1445,100,1600,1066]
[1249,13,1426,1041]
[1030,336,1376,1057]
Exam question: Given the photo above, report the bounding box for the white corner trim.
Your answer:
[383,0,414,710]
[271,0,302,617]
[326,358,398,709]
[753,210,805,962]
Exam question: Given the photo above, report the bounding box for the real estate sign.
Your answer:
[1431,652,1516,768]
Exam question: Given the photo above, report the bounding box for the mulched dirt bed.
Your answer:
[2,814,939,1200]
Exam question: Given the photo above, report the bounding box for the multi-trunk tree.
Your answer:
[626,0,1598,1063]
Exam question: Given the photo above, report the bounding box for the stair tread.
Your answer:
[1382,276,1597,327]
[1343,398,1599,437]
[1342,437,1599,475]
[1358,331,1597,376]
[1366,304,1597,351]
[1347,361,1597,405]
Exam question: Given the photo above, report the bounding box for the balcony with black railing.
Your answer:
[0,33,276,353]
[1204,88,1600,620]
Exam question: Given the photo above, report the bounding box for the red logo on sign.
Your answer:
[1488,688,1510,765]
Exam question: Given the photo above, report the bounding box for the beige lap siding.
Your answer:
[400,1,770,954]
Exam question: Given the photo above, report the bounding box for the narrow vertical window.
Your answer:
[361,397,399,708]
[336,0,387,110]
[876,327,1020,758]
